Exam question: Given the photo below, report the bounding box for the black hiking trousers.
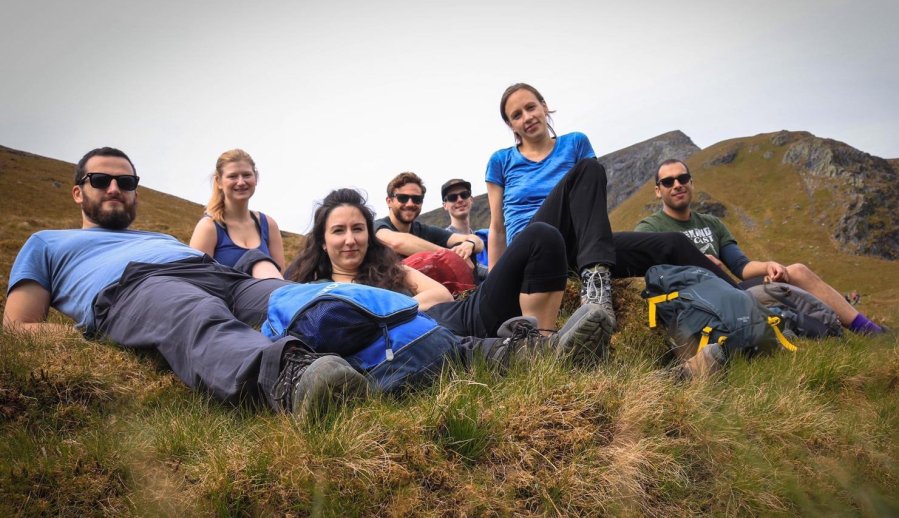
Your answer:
[530,158,740,288]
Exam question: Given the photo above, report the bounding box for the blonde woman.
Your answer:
[190,149,285,278]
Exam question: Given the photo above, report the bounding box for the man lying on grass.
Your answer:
[2,146,371,415]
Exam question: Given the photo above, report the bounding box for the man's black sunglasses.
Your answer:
[392,193,424,205]
[444,191,471,203]
[657,173,691,188]
[78,173,140,191]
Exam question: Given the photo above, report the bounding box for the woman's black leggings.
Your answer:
[426,222,568,337]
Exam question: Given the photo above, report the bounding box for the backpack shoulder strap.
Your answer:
[647,291,680,328]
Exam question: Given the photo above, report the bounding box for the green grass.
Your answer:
[2,303,897,515]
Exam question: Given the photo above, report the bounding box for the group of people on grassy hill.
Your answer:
[3,82,886,416]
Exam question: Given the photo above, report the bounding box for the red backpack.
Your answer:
[402,249,475,296]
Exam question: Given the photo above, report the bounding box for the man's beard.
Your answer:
[391,205,419,224]
[82,195,136,230]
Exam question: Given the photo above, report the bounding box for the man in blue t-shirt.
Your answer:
[3,147,367,414]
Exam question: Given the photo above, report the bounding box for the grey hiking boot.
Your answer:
[580,264,616,328]
[271,348,369,415]
[556,303,615,363]
[677,342,727,380]
[497,308,613,364]
[497,318,555,361]
[497,315,539,338]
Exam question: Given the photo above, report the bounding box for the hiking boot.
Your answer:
[555,303,615,363]
[271,348,369,415]
[496,318,556,364]
[580,264,616,328]
[497,315,539,338]
[497,308,613,364]
[677,342,726,380]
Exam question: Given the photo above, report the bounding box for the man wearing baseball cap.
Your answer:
[375,172,485,294]
[442,179,488,281]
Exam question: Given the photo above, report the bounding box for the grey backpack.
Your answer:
[643,265,797,363]
[745,282,842,338]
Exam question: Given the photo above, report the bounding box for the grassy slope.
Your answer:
[2,142,898,515]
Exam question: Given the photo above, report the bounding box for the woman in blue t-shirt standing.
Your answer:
[190,149,285,278]
[486,83,739,328]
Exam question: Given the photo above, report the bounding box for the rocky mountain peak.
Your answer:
[781,133,898,259]
[600,130,700,210]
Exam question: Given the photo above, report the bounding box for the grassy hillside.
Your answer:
[2,143,897,515]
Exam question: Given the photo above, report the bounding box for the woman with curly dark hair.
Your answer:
[286,189,613,358]
[286,188,451,310]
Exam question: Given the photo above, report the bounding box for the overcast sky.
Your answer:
[2,0,897,233]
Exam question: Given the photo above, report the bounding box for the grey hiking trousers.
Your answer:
[93,256,295,408]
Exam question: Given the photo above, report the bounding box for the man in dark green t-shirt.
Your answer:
[635,159,883,335]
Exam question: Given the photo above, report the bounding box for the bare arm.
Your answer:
[188,217,218,257]
[446,233,484,253]
[486,182,507,271]
[403,266,453,311]
[3,281,79,336]
[264,214,287,274]
[376,228,445,256]
[445,233,482,264]
[740,260,788,282]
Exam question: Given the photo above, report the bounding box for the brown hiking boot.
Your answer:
[677,342,726,380]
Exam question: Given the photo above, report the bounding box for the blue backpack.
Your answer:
[262,282,459,393]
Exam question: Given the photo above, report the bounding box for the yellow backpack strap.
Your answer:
[697,326,714,353]
[647,291,679,328]
[767,315,798,352]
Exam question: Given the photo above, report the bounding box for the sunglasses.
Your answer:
[657,173,692,188]
[78,172,140,191]
[444,191,471,203]
[392,193,424,205]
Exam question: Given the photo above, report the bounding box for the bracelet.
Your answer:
[465,239,476,247]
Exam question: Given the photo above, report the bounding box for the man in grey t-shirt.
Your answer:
[441,178,488,282]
